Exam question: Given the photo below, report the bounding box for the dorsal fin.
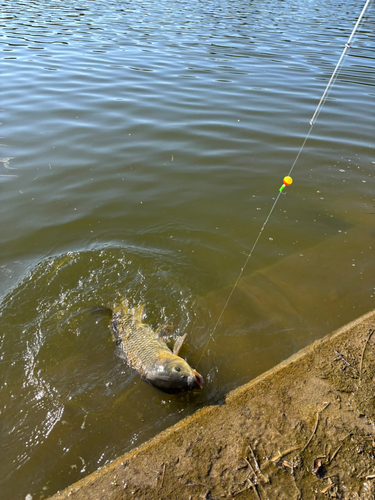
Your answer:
[118,299,130,316]
[155,323,174,339]
[132,303,145,323]
[173,333,187,355]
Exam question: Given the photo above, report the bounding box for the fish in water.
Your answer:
[97,301,204,393]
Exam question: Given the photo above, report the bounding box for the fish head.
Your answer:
[147,354,204,394]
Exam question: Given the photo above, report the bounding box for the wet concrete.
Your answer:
[49,308,375,500]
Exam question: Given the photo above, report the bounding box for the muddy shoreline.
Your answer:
[49,309,375,500]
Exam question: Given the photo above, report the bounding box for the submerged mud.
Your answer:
[49,309,375,500]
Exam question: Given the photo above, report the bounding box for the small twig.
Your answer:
[334,350,350,367]
[160,463,166,488]
[321,484,334,494]
[327,434,350,465]
[247,444,270,484]
[233,481,251,497]
[235,463,248,471]
[249,480,262,500]
[283,460,293,468]
[360,328,375,378]
[249,443,261,472]
[282,460,294,475]
[330,443,344,463]
[187,481,211,488]
[301,403,330,453]
[245,457,257,478]
[334,350,359,376]
[265,445,300,466]
[324,443,331,463]
[356,468,366,479]
[233,478,261,500]
[301,415,320,453]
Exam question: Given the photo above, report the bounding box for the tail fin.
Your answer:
[89,306,113,318]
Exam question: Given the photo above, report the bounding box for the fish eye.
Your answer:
[173,366,182,373]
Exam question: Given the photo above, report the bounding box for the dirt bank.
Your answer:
[50,309,375,500]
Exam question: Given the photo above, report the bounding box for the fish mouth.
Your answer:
[193,369,204,389]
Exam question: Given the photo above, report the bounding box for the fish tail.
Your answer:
[89,305,113,318]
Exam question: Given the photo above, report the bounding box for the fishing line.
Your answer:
[195,0,372,368]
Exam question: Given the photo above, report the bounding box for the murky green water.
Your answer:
[0,0,374,498]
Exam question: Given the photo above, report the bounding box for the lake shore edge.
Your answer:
[49,308,375,500]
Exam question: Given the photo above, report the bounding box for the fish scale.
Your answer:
[113,306,180,376]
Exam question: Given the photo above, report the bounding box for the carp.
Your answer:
[101,302,204,393]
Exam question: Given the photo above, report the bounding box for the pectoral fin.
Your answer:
[114,344,127,361]
[173,333,187,355]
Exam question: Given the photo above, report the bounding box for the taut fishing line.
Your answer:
[196,0,372,368]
